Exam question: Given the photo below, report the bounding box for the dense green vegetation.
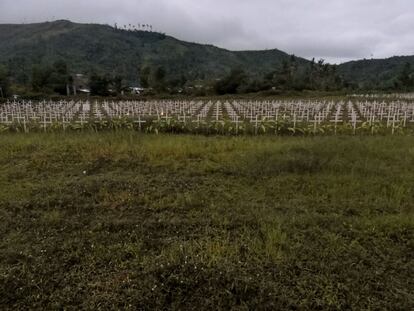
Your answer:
[0,20,302,92]
[1,20,413,97]
[0,133,413,309]
[0,64,11,97]
[338,56,414,90]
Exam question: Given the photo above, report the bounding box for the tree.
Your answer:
[89,73,110,96]
[53,60,68,75]
[140,66,151,88]
[112,75,124,94]
[214,68,247,95]
[270,59,293,90]
[397,62,413,90]
[168,74,187,90]
[153,66,166,82]
[30,60,71,94]
[0,65,10,98]
[48,60,71,95]
[31,64,52,92]
[152,66,166,91]
[8,57,29,85]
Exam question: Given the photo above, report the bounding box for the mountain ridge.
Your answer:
[0,20,307,84]
[0,20,413,90]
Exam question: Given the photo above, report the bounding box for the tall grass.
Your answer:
[0,133,413,309]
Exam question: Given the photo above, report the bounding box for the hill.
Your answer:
[0,20,308,85]
[0,20,413,92]
[338,56,414,89]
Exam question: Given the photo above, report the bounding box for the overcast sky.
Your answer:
[0,0,413,63]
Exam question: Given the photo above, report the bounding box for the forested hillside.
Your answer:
[0,20,413,96]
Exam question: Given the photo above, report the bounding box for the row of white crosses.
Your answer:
[356,100,414,126]
[329,101,345,134]
[98,100,210,129]
[216,100,335,134]
[75,101,91,125]
[91,101,106,120]
[197,101,212,119]
[0,100,83,131]
[230,100,330,124]
[101,100,205,120]
[0,100,77,122]
[347,101,361,134]
[351,93,414,100]
[208,101,224,121]
[101,99,413,133]
[1,99,414,132]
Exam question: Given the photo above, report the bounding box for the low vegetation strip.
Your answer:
[0,133,413,309]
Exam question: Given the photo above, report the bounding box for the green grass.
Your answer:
[0,133,413,309]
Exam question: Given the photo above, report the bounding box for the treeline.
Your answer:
[215,57,344,94]
[0,61,132,97]
[0,61,73,97]
[0,56,413,98]
[394,62,414,91]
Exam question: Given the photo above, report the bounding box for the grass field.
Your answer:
[0,133,413,309]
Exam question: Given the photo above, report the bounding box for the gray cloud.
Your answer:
[0,0,413,63]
